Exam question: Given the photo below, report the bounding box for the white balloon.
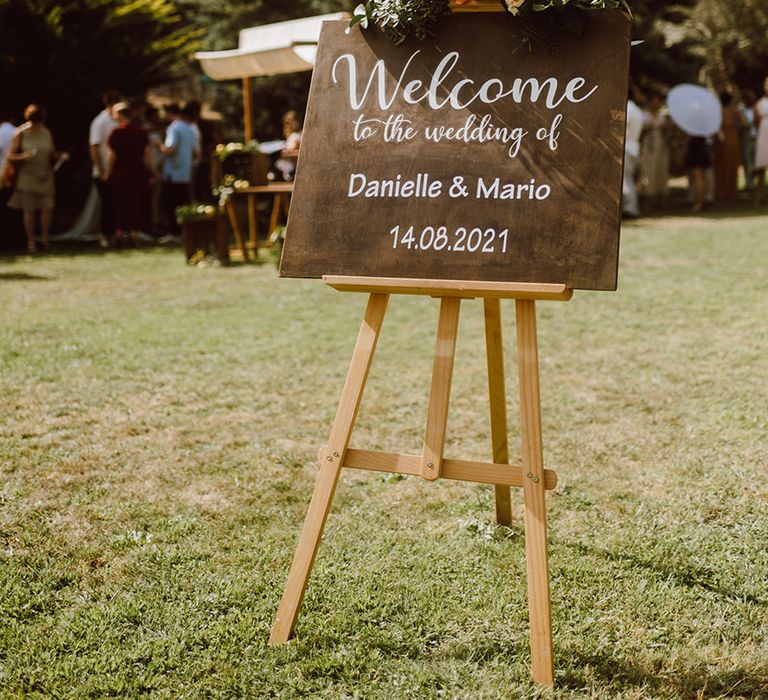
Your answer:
[667,84,723,137]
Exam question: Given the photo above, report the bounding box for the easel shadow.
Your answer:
[559,647,768,697]
[561,539,768,608]
[552,537,768,693]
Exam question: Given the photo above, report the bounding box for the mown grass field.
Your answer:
[1,210,767,698]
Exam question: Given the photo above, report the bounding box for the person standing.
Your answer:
[753,77,768,207]
[622,92,644,219]
[0,111,15,178]
[0,110,17,241]
[143,106,165,234]
[639,91,670,210]
[686,136,711,213]
[158,103,194,241]
[714,91,745,201]
[739,89,758,192]
[7,104,68,253]
[275,110,302,182]
[182,102,202,201]
[108,102,156,247]
[185,100,218,202]
[89,90,121,246]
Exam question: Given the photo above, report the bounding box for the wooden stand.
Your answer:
[269,276,572,687]
[222,183,293,261]
[181,211,229,264]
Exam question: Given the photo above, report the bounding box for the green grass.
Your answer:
[1,210,767,698]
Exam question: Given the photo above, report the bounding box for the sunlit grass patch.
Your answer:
[1,212,767,697]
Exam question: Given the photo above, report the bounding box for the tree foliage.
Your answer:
[628,0,701,90]
[1,0,199,129]
[176,0,346,141]
[175,0,343,52]
[0,0,199,214]
[688,0,768,92]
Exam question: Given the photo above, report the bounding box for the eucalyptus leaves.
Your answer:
[348,0,632,47]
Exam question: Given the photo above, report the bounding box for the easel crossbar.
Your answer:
[330,447,558,490]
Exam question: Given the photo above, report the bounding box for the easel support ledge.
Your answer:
[323,275,573,301]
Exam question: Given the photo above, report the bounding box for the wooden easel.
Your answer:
[270,276,572,687]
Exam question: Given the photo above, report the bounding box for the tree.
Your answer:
[688,0,768,92]
[0,0,199,220]
[176,0,346,141]
[628,0,701,91]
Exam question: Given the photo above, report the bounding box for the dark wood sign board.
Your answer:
[280,12,631,290]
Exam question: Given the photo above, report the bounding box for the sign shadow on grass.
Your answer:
[0,272,52,281]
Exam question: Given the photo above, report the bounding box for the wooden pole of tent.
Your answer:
[242,76,253,141]
[242,76,257,251]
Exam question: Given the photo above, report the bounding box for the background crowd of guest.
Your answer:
[88,91,219,248]
[0,93,305,253]
[623,77,768,218]
[0,92,221,252]
[3,78,767,253]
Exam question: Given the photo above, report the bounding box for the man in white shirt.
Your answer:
[89,90,121,244]
[0,110,18,241]
[0,114,16,179]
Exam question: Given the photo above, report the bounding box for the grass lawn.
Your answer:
[1,209,767,698]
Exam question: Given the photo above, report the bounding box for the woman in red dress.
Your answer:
[108,102,156,246]
[714,91,745,201]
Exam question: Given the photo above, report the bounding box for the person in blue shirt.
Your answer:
[158,103,196,239]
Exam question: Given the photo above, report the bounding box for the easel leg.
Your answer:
[483,298,512,526]
[515,299,554,687]
[270,293,389,644]
[420,297,461,480]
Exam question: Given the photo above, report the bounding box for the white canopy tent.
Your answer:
[194,13,348,139]
[196,13,347,80]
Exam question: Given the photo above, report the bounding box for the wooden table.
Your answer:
[222,182,293,261]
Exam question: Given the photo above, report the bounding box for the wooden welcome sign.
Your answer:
[280,12,630,290]
[273,8,631,689]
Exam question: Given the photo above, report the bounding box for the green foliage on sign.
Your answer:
[348,0,632,47]
[348,0,450,44]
